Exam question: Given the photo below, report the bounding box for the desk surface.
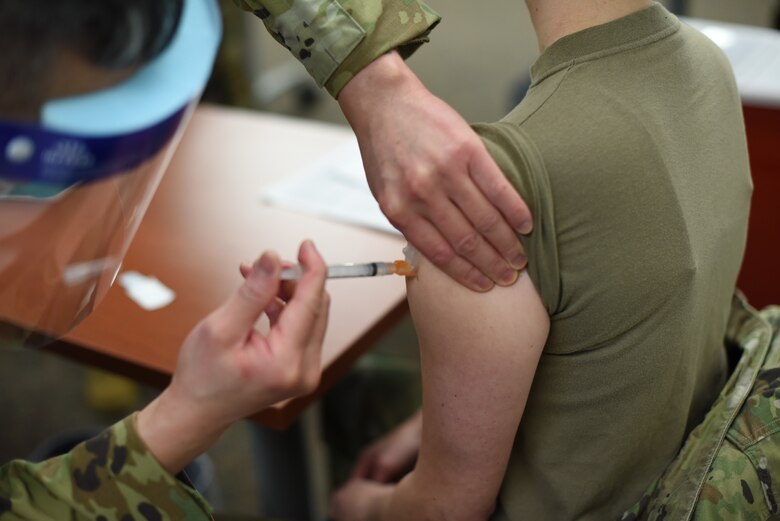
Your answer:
[50,105,409,429]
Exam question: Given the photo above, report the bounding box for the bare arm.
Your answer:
[331,256,549,521]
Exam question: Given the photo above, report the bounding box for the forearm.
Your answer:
[338,51,423,131]
[0,414,212,519]
[136,383,227,476]
[233,0,440,97]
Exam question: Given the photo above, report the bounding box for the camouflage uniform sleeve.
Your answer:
[232,0,441,97]
[0,413,212,520]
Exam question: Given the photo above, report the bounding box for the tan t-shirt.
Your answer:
[474,4,752,520]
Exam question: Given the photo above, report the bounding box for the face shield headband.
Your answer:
[0,0,221,194]
[0,0,221,345]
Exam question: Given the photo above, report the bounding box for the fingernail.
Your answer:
[500,269,519,285]
[517,220,533,235]
[257,253,275,276]
[475,275,493,291]
[511,254,527,270]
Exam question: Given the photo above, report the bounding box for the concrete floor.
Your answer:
[1,1,776,519]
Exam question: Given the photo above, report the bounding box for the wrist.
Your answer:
[338,51,422,128]
[136,384,227,475]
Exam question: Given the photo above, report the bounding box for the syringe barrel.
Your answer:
[281,262,396,280]
[327,263,394,278]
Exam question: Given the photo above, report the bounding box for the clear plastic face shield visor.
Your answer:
[0,0,221,347]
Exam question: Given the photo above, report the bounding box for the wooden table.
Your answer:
[47,105,409,430]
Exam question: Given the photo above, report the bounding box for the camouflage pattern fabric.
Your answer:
[620,294,780,521]
[232,0,440,97]
[0,413,213,520]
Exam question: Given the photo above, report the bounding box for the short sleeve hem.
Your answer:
[473,121,562,316]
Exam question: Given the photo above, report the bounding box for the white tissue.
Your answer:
[117,271,176,311]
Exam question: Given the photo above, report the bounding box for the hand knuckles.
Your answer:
[405,169,434,199]
[271,362,319,395]
[267,358,298,387]
[446,135,472,158]
[454,231,481,255]
[238,280,270,304]
[377,195,407,224]
[300,369,321,394]
[195,319,228,345]
[490,179,510,197]
[427,245,455,266]
[474,211,501,234]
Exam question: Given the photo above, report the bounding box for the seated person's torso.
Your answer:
[474,5,753,520]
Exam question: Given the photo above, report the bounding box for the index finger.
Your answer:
[403,215,494,292]
[271,241,328,349]
[469,143,533,235]
[213,251,282,344]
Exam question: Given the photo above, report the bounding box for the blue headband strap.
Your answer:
[0,106,188,185]
[0,0,221,186]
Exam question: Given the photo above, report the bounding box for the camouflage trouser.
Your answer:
[621,295,780,521]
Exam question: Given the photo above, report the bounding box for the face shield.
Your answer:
[0,0,221,347]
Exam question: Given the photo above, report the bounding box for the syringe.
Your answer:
[281,260,416,281]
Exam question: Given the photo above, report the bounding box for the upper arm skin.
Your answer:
[386,258,550,521]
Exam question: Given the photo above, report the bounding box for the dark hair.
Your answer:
[0,0,183,110]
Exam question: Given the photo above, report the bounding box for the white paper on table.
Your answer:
[261,136,401,236]
[684,18,780,107]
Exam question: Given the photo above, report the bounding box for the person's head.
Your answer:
[0,0,184,121]
[0,0,221,347]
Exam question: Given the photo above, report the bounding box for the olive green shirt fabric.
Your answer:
[473,4,752,520]
[233,0,441,97]
[0,414,212,520]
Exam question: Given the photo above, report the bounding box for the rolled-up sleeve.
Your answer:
[234,0,441,97]
[0,413,212,520]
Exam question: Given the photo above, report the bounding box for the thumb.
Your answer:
[216,252,281,342]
